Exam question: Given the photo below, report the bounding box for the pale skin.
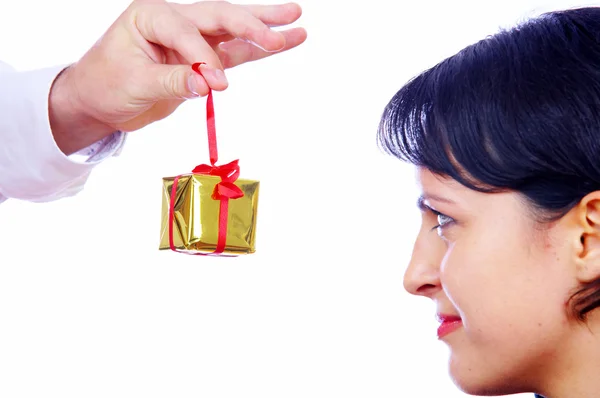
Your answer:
[48,0,307,155]
[405,168,600,398]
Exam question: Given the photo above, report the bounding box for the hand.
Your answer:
[49,0,307,155]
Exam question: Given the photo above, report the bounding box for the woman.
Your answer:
[378,7,600,398]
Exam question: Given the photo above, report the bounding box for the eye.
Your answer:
[437,213,454,228]
[417,198,457,236]
[429,210,455,235]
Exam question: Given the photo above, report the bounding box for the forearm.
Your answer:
[48,66,116,156]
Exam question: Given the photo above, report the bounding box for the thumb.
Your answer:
[142,64,228,101]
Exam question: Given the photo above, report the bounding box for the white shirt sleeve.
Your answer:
[0,61,125,204]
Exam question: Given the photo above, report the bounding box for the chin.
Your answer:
[448,357,529,396]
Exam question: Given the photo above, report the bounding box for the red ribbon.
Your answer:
[168,63,244,255]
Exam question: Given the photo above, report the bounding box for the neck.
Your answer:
[537,314,600,398]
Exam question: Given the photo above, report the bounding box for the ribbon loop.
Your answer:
[192,62,218,165]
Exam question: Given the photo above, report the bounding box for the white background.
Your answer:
[0,0,594,397]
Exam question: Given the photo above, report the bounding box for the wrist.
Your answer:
[48,65,115,156]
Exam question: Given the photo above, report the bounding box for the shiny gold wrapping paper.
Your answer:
[159,174,259,255]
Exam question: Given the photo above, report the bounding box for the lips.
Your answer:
[436,314,462,339]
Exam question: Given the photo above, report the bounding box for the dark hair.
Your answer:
[377,7,600,321]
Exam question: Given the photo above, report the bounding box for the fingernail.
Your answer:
[214,69,228,85]
[198,64,228,87]
[243,38,282,53]
[244,39,268,52]
[187,75,201,98]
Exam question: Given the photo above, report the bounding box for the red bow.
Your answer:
[192,159,244,200]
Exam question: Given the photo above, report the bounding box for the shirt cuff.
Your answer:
[0,64,125,202]
[68,130,126,164]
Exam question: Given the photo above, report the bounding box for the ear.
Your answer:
[574,192,600,283]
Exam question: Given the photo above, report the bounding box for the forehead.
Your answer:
[415,167,534,221]
[415,168,464,196]
[415,167,506,210]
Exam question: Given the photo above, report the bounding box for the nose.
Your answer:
[403,225,445,298]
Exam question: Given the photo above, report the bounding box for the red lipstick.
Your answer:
[436,314,462,339]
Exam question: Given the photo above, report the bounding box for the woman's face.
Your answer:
[405,168,581,395]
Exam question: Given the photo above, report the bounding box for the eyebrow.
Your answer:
[416,194,456,211]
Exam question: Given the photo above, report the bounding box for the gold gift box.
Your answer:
[159,174,259,255]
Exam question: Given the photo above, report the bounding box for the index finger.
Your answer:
[131,1,227,86]
[172,1,293,52]
[242,2,303,27]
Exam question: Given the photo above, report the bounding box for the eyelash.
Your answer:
[429,209,455,232]
[416,198,456,235]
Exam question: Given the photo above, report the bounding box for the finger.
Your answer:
[217,27,307,69]
[172,1,287,52]
[172,3,303,47]
[241,3,303,27]
[165,48,189,66]
[204,33,237,48]
[137,64,228,102]
[190,3,303,30]
[163,50,228,91]
[132,1,228,88]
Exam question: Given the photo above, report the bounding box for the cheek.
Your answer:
[440,225,571,334]
[440,229,575,392]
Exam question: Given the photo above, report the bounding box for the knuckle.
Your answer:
[165,68,186,97]
[203,1,234,20]
[131,2,179,38]
[209,0,232,6]
[130,1,155,16]
[242,26,255,40]
[180,21,200,37]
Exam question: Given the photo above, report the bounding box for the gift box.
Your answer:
[159,62,259,256]
[159,170,259,255]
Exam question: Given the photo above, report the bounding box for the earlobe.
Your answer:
[575,193,600,283]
